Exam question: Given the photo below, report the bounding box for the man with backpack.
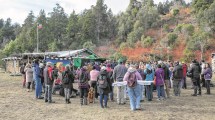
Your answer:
[123,65,142,111]
[97,66,111,108]
[62,65,75,104]
[43,62,55,103]
[188,59,202,96]
[172,61,183,96]
[113,59,127,105]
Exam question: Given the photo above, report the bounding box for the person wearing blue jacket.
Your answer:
[144,64,154,101]
[33,59,43,99]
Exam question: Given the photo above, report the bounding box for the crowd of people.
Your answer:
[19,58,213,111]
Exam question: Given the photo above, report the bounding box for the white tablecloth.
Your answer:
[112,81,153,86]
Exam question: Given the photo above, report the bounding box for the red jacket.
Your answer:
[182,64,187,77]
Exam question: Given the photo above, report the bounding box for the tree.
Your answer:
[48,3,68,50]
[192,31,210,60]
[204,1,215,33]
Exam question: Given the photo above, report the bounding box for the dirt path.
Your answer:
[0,72,215,120]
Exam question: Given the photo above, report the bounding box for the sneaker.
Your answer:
[45,99,48,102]
[157,98,161,101]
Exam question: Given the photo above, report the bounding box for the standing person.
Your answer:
[89,66,100,99]
[181,62,188,89]
[203,63,212,95]
[136,64,145,102]
[172,61,183,96]
[155,64,165,101]
[97,66,111,108]
[24,63,33,92]
[144,64,154,101]
[161,63,170,98]
[79,66,90,105]
[39,63,45,93]
[33,59,43,99]
[189,60,201,96]
[62,65,75,104]
[106,64,114,101]
[123,65,142,111]
[201,60,206,87]
[113,59,127,105]
[20,63,26,88]
[43,62,55,103]
[169,62,174,88]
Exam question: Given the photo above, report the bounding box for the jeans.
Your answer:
[205,80,211,94]
[45,85,53,102]
[117,86,125,104]
[79,88,88,105]
[173,80,181,96]
[109,86,114,100]
[100,93,108,107]
[64,88,70,100]
[180,77,187,89]
[127,85,141,111]
[140,85,145,100]
[146,83,153,101]
[35,78,42,98]
[193,77,201,95]
[156,85,165,99]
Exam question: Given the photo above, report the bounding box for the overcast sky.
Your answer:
[0,0,190,24]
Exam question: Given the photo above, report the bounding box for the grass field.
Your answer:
[0,71,215,120]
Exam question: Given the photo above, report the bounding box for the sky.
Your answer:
[0,0,191,24]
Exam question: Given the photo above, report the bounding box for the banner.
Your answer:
[73,58,82,67]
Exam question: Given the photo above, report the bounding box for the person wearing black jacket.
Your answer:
[189,60,201,96]
[62,65,75,104]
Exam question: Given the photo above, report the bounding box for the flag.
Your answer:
[37,24,42,29]
[73,58,82,67]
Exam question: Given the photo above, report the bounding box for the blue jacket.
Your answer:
[33,63,41,80]
[144,64,154,81]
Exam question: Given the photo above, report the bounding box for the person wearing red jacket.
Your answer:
[181,62,188,89]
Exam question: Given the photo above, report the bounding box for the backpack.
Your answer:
[80,72,88,83]
[20,66,25,74]
[98,75,108,89]
[62,72,69,84]
[127,72,137,88]
[173,65,183,79]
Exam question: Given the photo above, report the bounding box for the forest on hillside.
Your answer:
[0,0,215,63]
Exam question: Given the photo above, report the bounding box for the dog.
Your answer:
[88,87,95,104]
